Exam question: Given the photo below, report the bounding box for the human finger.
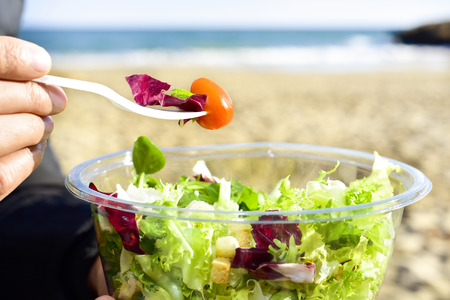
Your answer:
[88,256,109,297]
[0,80,67,115]
[0,141,47,201]
[0,114,54,157]
[0,36,51,81]
[95,297,115,300]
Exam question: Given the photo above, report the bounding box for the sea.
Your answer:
[19,29,450,72]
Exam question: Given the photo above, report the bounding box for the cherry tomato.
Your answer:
[190,78,233,130]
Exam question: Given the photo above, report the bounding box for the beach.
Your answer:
[49,67,450,299]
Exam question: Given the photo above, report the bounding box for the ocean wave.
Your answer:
[50,44,450,72]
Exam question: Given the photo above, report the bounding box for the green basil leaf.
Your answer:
[132,136,166,174]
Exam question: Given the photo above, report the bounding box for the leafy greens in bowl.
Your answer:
[66,139,431,299]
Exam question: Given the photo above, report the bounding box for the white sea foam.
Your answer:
[51,44,450,73]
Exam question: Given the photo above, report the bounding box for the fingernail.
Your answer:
[27,46,52,73]
[47,85,67,113]
[29,140,48,168]
[42,116,54,140]
[30,140,48,154]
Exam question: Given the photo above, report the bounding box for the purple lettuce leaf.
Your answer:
[125,74,170,106]
[89,183,145,255]
[251,214,302,250]
[231,248,316,283]
[231,248,274,270]
[249,262,316,283]
[231,214,315,282]
[125,74,206,111]
[163,94,206,112]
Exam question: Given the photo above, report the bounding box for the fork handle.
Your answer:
[32,75,105,94]
[32,75,207,120]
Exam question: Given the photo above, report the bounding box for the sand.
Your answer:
[49,67,450,299]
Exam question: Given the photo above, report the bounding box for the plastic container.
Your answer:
[66,142,431,299]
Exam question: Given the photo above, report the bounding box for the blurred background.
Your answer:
[19,0,450,299]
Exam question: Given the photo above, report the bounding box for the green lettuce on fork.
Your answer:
[91,136,400,299]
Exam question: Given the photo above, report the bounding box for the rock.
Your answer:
[394,21,450,45]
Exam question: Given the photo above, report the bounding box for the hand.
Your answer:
[88,256,112,298]
[0,36,67,201]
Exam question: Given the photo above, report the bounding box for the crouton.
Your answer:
[215,236,239,258]
[228,223,251,233]
[229,223,252,247]
[234,230,252,247]
[211,257,231,284]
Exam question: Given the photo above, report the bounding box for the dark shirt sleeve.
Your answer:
[0,184,99,300]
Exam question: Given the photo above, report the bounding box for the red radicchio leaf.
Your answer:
[198,174,218,183]
[231,248,274,270]
[125,74,206,111]
[89,183,145,255]
[191,160,218,183]
[249,262,316,283]
[231,249,316,283]
[162,94,206,112]
[230,214,314,283]
[251,214,302,250]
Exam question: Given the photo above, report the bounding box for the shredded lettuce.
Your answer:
[92,140,401,299]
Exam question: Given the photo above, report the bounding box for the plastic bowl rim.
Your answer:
[65,142,432,219]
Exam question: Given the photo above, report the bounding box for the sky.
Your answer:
[21,0,450,30]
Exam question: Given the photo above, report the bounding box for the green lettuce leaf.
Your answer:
[137,213,228,295]
[171,88,194,100]
[135,254,184,300]
[176,178,220,207]
[345,152,399,205]
[101,146,401,299]
[93,210,123,275]
[230,180,260,211]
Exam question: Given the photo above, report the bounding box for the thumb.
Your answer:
[0,36,52,81]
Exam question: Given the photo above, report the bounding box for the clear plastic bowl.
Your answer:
[66,142,431,299]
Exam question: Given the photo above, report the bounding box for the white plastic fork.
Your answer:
[33,75,207,120]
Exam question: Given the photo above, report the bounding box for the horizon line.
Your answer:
[20,25,408,32]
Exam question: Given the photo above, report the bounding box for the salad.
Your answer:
[92,137,401,300]
[126,74,233,129]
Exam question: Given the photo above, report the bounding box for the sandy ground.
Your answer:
[49,67,450,299]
